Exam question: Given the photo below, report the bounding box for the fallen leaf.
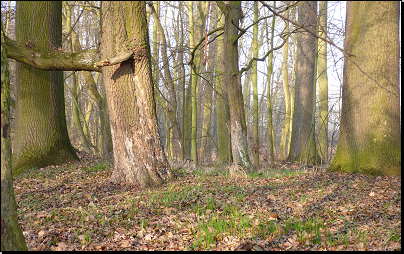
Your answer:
[77,234,87,243]
[144,233,153,240]
[38,230,45,237]
[57,242,68,251]
[288,237,300,247]
[121,240,132,248]
[267,194,276,201]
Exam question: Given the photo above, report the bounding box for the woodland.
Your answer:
[1,1,401,251]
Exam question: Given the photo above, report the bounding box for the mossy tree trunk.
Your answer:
[13,1,78,173]
[252,1,260,167]
[1,22,28,252]
[189,1,199,165]
[288,1,318,165]
[328,1,400,176]
[217,1,254,171]
[101,1,175,187]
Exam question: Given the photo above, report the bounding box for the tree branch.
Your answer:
[94,51,133,67]
[239,33,289,75]
[187,27,224,66]
[3,34,101,72]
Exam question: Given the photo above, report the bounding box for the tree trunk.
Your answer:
[288,1,319,165]
[218,1,254,171]
[252,1,260,167]
[199,5,218,163]
[279,4,291,160]
[215,14,231,165]
[189,1,199,165]
[317,1,328,164]
[65,3,92,154]
[328,1,400,176]
[14,1,78,173]
[1,22,28,252]
[101,1,175,187]
[266,1,277,167]
[148,3,182,162]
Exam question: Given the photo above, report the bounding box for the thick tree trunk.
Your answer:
[1,22,28,252]
[288,1,319,165]
[218,1,254,171]
[13,1,78,173]
[328,1,400,176]
[101,1,175,187]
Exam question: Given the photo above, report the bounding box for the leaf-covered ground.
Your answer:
[14,152,401,251]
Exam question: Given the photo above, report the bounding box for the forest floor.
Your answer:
[14,151,401,251]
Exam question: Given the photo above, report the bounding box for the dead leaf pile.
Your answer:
[13,153,401,251]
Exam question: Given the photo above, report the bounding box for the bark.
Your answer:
[13,1,78,173]
[266,1,277,167]
[3,35,100,72]
[252,1,259,167]
[279,4,290,160]
[1,22,28,252]
[215,14,231,165]
[317,1,328,163]
[101,1,175,187]
[189,1,198,164]
[288,1,319,165]
[328,1,400,176]
[199,5,218,162]
[217,1,254,171]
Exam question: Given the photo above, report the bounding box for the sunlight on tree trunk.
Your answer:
[288,1,319,166]
[328,1,401,176]
[101,1,175,187]
[13,1,78,174]
[279,3,291,160]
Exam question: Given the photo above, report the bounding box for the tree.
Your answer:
[217,1,254,171]
[266,1,277,167]
[64,2,94,155]
[100,1,175,187]
[199,4,218,162]
[215,14,231,165]
[317,1,328,163]
[1,21,28,252]
[252,1,260,167]
[279,2,291,160]
[148,3,183,162]
[189,1,198,164]
[328,1,400,176]
[13,1,78,173]
[288,1,319,165]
